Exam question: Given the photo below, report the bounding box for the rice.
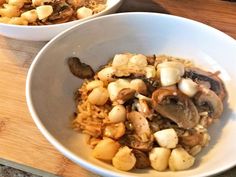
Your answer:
[73,80,111,137]
[71,54,221,171]
[155,55,193,67]
[72,55,207,142]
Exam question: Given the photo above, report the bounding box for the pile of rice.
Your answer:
[72,55,210,153]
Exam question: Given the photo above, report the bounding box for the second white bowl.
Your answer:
[0,0,123,41]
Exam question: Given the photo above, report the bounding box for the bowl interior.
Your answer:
[27,13,236,177]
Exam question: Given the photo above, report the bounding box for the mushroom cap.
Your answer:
[152,87,200,129]
[48,1,74,23]
[119,134,154,151]
[179,131,204,147]
[184,67,226,100]
[133,149,150,169]
[116,88,136,104]
[68,57,94,79]
[194,87,223,120]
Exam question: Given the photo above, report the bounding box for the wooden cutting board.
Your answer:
[0,1,236,177]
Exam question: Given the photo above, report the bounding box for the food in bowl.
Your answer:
[70,53,226,172]
[0,0,106,25]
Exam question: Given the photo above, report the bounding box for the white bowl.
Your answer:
[26,12,236,177]
[0,0,123,41]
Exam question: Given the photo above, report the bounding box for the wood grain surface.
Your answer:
[0,1,236,177]
[119,0,236,38]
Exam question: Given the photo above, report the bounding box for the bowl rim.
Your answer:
[0,0,123,29]
[26,12,236,177]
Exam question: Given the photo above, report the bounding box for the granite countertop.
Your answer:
[0,165,40,177]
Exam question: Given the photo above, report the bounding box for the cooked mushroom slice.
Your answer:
[149,119,160,133]
[194,87,223,120]
[48,1,74,23]
[127,111,151,141]
[68,57,94,79]
[116,88,136,104]
[119,134,154,151]
[146,55,156,65]
[143,78,161,96]
[184,67,226,100]
[152,87,200,129]
[133,149,150,169]
[180,131,203,147]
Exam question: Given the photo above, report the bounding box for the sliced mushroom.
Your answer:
[127,111,151,141]
[22,2,34,11]
[180,132,203,147]
[146,55,156,65]
[149,119,160,133]
[119,134,154,151]
[143,78,161,96]
[48,1,74,23]
[184,67,226,100]
[116,88,136,104]
[68,57,94,79]
[133,149,150,169]
[194,87,223,120]
[152,87,200,129]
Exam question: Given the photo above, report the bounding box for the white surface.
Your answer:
[26,13,236,177]
[0,0,123,41]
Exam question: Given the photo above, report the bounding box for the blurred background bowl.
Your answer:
[26,12,236,177]
[0,0,123,41]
